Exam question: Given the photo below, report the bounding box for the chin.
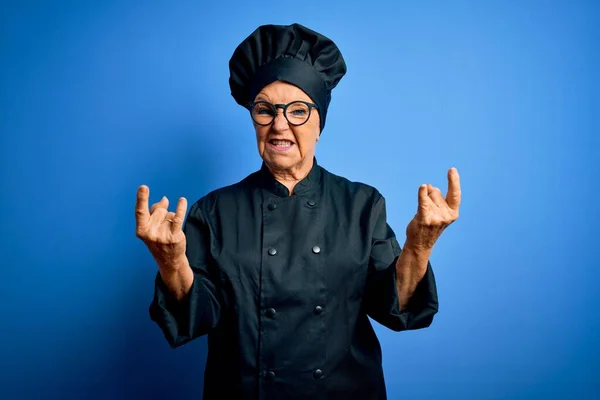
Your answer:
[261,153,296,169]
[266,157,295,170]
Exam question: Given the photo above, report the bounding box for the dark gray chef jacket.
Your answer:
[149,159,438,400]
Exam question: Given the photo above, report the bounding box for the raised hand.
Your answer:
[405,168,461,252]
[135,185,188,272]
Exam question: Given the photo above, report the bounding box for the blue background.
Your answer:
[1,0,598,399]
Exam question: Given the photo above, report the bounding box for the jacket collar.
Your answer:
[257,157,322,197]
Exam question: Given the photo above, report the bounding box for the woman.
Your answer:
[135,23,460,400]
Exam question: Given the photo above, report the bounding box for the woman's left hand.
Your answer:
[405,167,461,253]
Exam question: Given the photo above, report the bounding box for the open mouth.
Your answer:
[268,139,294,151]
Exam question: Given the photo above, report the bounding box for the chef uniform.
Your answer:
[149,23,439,400]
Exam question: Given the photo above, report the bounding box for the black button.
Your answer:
[265,308,276,318]
[266,371,276,381]
[307,199,316,207]
[268,247,277,256]
[268,203,277,210]
[312,246,321,254]
[314,306,323,315]
[313,369,324,379]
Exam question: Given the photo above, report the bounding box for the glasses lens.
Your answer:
[251,102,275,125]
[285,102,311,125]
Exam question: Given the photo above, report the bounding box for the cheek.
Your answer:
[296,127,319,153]
[255,127,268,145]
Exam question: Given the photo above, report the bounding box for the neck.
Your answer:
[266,158,314,195]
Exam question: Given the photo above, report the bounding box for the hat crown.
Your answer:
[245,23,345,91]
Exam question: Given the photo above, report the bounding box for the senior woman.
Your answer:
[135,23,460,400]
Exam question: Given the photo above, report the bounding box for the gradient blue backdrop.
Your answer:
[1,1,598,399]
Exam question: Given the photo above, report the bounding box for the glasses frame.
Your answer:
[246,100,319,127]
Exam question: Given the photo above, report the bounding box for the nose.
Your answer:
[272,109,289,131]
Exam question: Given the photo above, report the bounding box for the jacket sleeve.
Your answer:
[149,199,222,348]
[363,193,439,332]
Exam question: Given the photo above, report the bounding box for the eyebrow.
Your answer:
[254,95,270,102]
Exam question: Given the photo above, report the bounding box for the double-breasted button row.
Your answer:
[268,201,316,209]
[263,306,323,318]
[267,246,321,255]
[264,369,323,381]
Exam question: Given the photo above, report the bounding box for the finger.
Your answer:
[135,185,150,226]
[172,197,188,231]
[150,196,169,214]
[446,167,461,210]
[149,197,170,225]
[427,184,446,208]
[418,184,430,214]
[163,211,177,223]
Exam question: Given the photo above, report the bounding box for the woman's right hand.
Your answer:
[135,185,188,272]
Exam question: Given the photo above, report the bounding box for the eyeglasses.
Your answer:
[247,100,319,127]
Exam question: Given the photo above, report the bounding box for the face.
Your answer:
[252,81,321,176]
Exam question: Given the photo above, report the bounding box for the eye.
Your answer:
[287,103,309,116]
[253,103,275,116]
[290,108,307,116]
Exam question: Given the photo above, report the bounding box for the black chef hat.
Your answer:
[228,23,347,133]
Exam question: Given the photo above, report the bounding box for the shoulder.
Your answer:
[320,166,384,206]
[187,170,260,219]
